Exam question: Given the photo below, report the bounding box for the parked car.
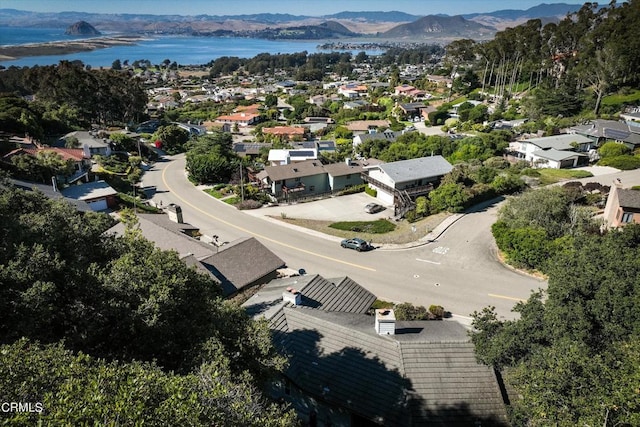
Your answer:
[365,203,385,214]
[341,238,369,252]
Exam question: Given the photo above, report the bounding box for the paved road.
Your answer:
[142,154,548,323]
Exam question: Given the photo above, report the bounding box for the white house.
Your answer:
[362,156,453,205]
[508,134,592,168]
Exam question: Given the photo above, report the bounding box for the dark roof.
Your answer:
[262,160,326,181]
[107,214,214,260]
[281,308,509,426]
[233,142,272,155]
[241,275,508,425]
[618,189,640,209]
[200,237,285,295]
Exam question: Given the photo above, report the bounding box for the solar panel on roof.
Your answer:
[604,128,631,140]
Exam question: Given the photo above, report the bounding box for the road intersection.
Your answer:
[143,154,549,323]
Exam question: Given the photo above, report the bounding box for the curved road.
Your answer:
[143,154,547,322]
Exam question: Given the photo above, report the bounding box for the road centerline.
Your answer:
[160,158,376,272]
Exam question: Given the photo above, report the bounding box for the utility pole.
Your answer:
[240,163,245,203]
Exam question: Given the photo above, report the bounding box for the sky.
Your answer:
[1,1,581,16]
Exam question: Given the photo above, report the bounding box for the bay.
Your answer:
[0,27,377,68]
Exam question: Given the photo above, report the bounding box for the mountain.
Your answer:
[382,15,495,39]
[463,3,583,20]
[324,11,420,22]
[64,21,101,35]
[248,21,357,40]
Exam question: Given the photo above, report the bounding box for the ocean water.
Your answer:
[0,27,377,68]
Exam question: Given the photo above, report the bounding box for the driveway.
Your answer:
[244,193,392,222]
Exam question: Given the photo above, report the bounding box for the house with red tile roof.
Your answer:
[215,112,260,127]
[262,126,306,141]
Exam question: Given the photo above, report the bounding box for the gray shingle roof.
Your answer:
[376,156,453,184]
[280,308,508,425]
[618,189,640,209]
[523,134,592,150]
[242,275,508,425]
[200,237,285,295]
[9,178,92,212]
[62,180,117,201]
[107,214,214,260]
[262,160,326,181]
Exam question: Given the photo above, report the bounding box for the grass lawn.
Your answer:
[329,219,396,234]
[536,169,593,185]
[602,89,640,106]
[204,188,225,199]
[275,212,450,245]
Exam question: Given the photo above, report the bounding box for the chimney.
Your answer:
[166,203,183,224]
[375,309,396,335]
[345,157,351,166]
[283,287,302,305]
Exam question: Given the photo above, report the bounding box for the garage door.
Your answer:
[86,198,108,211]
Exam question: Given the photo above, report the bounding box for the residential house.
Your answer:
[603,180,640,227]
[233,142,272,158]
[267,148,318,166]
[394,84,416,96]
[242,274,509,426]
[197,237,285,295]
[426,74,453,87]
[257,159,328,198]
[347,120,390,134]
[3,147,91,183]
[338,83,368,99]
[62,180,118,211]
[353,129,402,147]
[397,102,427,120]
[60,131,111,157]
[215,112,260,127]
[507,134,592,168]
[108,213,285,296]
[8,178,91,212]
[569,119,640,151]
[323,158,381,192]
[343,100,370,110]
[262,126,306,141]
[362,155,454,206]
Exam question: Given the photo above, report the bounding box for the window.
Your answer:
[621,212,634,223]
[295,177,301,182]
[309,185,315,191]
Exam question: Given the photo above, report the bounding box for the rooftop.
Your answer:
[373,156,453,183]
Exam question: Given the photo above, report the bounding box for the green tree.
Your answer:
[428,182,469,213]
[155,124,190,154]
[185,132,238,184]
[598,141,631,158]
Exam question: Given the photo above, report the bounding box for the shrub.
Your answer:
[404,209,418,223]
[364,186,377,197]
[236,199,263,210]
[338,184,365,196]
[598,155,640,170]
[598,141,631,158]
[329,219,396,234]
[394,303,430,320]
[429,305,445,319]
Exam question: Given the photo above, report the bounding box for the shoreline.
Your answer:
[0,36,143,61]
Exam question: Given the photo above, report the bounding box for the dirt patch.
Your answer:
[273,212,450,244]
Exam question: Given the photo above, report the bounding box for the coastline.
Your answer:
[0,35,142,61]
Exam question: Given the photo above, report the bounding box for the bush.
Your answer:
[598,155,640,170]
[404,209,418,223]
[365,186,377,197]
[329,219,396,234]
[337,184,365,196]
[429,305,445,319]
[236,199,263,210]
[598,141,631,158]
[394,303,430,320]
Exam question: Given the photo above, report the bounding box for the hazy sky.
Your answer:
[1,1,582,16]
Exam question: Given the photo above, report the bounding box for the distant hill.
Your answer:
[0,4,588,39]
[324,11,420,22]
[64,21,101,36]
[382,15,495,39]
[463,3,583,20]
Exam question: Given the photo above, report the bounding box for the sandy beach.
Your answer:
[0,36,142,61]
